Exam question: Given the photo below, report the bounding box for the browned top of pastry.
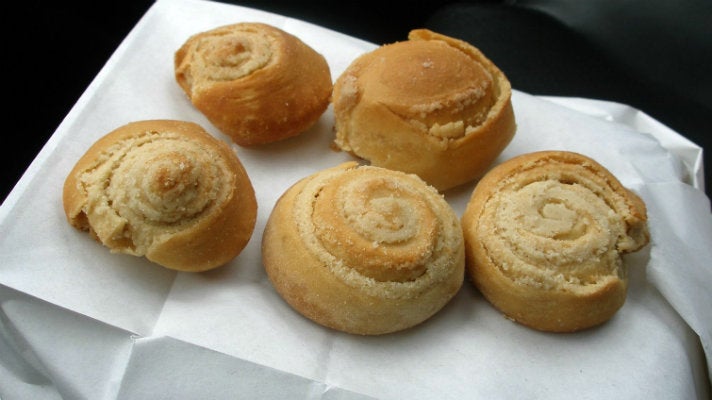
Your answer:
[63,119,257,272]
[336,30,501,139]
[175,22,332,146]
[262,162,465,334]
[462,150,649,332]
[332,29,516,191]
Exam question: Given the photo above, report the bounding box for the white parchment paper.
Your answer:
[1,0,710,399]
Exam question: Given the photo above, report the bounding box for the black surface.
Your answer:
[5,1,710,205]
[6,2,155,204]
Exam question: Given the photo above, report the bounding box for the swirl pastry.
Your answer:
[461,151,650,332]
[262,162,465,335]
[63,120,258,272]
[332,29,516,191]
[174,22,333,146]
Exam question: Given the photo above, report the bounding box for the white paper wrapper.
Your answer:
[1,0,710,399]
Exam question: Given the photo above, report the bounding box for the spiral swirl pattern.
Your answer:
[174,22,333,146]
[64,120,257,271]
[462,151,649,332]
[186,26,272,86]
[262,162,464,334]
[477,170,626,290]
[100,133,226,244]
[292,163,463,299]
[372,41,496,140]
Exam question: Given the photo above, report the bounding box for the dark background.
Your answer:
[5,0,711,204]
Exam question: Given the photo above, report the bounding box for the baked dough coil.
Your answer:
[175,22,333,146]
[262,162,465,335]
[462,151,649,332]
[332,29,516,191]
[63,120,257,272]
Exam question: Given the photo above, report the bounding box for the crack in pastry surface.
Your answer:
[379,42,495,139]
[332,29,516,190]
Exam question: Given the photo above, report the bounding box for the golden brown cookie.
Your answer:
[262,162,465,335]
[461,151,649,332]
[175,22,333,146]
[332,29,516,191]
[63,119,257,272]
